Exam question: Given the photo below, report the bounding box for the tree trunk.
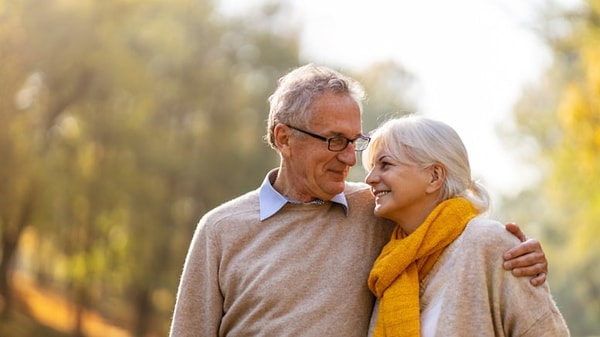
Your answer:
[0,227,19,314]
[0,189,33,314]
[133,287,153,337]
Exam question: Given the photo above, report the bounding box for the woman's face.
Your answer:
[365,150,438,229]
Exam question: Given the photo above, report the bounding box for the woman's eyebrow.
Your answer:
[377,155,392,162]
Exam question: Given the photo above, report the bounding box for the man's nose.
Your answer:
[337,145,357,166]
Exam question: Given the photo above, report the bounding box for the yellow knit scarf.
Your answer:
[368,197,478,337]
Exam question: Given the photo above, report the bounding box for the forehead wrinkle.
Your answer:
[308,93,361,137]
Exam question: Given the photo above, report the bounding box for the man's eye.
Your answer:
[330,137,346,146]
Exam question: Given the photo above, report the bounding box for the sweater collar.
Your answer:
[259,169,349,221]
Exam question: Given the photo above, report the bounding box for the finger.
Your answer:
[507,263,547,278]
[505,222,527,242]
[530,272,547,286]
[503,238,543,261]
[503,251,546,270]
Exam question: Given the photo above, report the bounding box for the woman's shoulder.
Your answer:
[460,216,521,252]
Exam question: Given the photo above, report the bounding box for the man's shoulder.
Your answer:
[202,189,260,223]
[344,181,370,195]
[344,181,374,205]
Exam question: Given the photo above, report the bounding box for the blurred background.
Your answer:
[0,0,598,336]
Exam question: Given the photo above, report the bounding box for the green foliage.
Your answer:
[502,1,600,335]
[0,0,416,335]
[0,0,296,334]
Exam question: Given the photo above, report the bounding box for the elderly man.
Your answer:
[169,64,547,337]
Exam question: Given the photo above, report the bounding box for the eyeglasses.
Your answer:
[285,124,371,152]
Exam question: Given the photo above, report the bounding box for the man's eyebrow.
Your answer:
[329,130,364,138]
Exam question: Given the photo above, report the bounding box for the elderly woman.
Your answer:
[363,115,569,337]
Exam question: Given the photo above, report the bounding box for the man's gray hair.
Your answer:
[265,64,366,149]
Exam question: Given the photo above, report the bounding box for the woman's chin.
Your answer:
[373,205,387,218]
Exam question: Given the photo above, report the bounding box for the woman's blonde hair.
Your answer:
[362,115,490,214]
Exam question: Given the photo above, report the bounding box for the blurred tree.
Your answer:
[0,2,46,313]
[348,60,418,182]
[354,60,417,132]
[500,0,600,334]
[1,0,297,335]
[0,0,417,336]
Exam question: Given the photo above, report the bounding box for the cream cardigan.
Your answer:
[370,217,570,337]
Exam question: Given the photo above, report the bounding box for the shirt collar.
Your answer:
[259,169,349,221]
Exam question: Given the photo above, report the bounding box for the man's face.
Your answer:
[282,92,363,201]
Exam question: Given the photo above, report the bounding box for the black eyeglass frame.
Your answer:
[285,124,371,152]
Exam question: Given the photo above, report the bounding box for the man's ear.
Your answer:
[426,163,445,193]
[274,124,292,157]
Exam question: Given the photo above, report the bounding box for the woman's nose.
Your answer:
[365,169,378,185]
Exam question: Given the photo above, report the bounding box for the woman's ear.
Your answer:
[426,163,446,193]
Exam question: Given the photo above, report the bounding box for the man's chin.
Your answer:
[327,170,348,182]
[322,182,346,197]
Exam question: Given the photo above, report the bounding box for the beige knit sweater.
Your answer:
[169,182,394,337]
[370,217,570,337]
